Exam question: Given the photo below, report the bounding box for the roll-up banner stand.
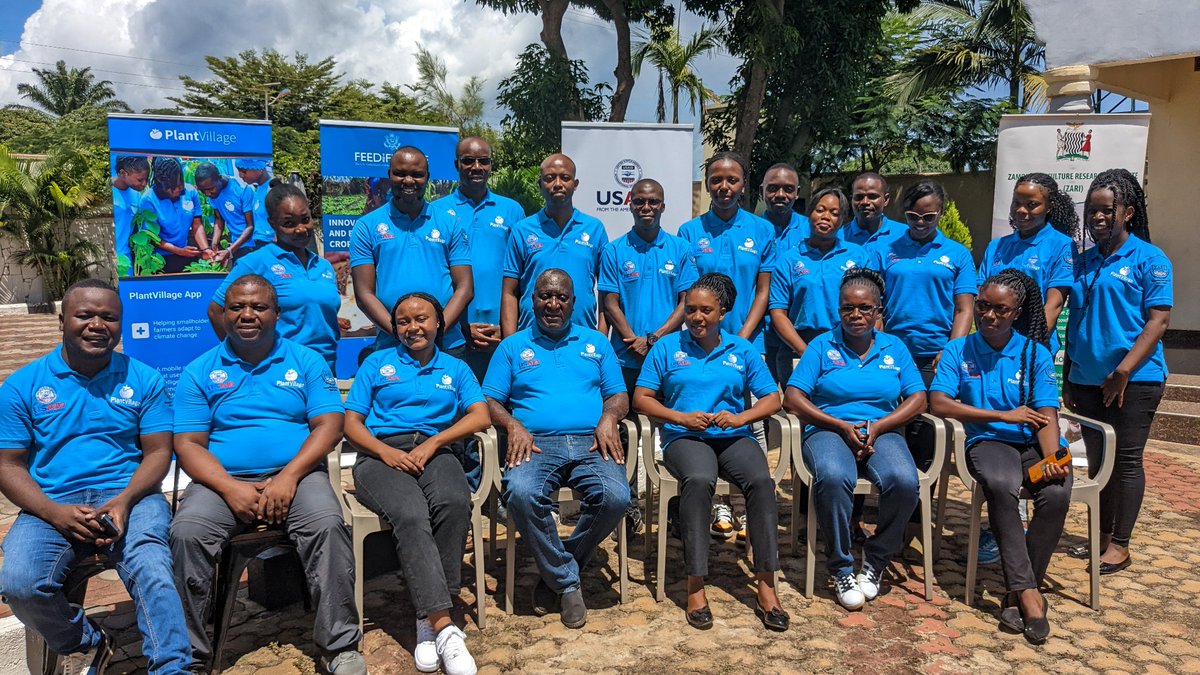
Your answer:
[317,119,459,378]
[108,113,273,393]
[561,122,694,241]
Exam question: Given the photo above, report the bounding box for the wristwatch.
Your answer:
[646,333,659,346]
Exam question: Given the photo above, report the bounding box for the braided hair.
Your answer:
[840,267,885,305]
[1013,172,1080,241]
[704,151,748,180]
[150,157,183,196]
[115,155,149,175]
[390,291,445,349]
[1079,169,1151,311]
[981,268,1047,442]
[689,272,736,313]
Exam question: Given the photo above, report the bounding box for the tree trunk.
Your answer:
[671,85,680,124]
[603,0,633,122]
[732,61,768,159]
[537,0,571,62]
[656,71,666,123]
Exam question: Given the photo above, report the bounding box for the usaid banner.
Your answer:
[991,113,1150,239]
[317,119,459,378]
[561,122,694,241]
[108,113,273,392]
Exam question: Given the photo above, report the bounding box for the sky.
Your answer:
[0,0,741,128]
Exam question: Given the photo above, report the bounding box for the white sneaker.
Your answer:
[60,618,112,675]
[834,573,865,610]
[413,617,439,673]
[435,625,477,675]
[857,562,882,601]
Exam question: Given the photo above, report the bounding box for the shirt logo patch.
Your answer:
[321,270,334,280]
[697,237,713,254]
[276,367,304,388]
[581,343,601,359]
[1110,265,1135,284]
[270,263,292,279]
[284,369,298,382]
[446,209,456,217]
[209,369,229,385]
[738,237,758,254]
[933,254,954,269]
[377,222,394,240]
[664,260,675,271]
[673,350,691,366]
[254,201,261,210]
[224,201,236,212]
[35,386,56,404]
[722,353,744,371]
[841,260,857,272]
[110,385,140,407]
[575,232,593,248]
[826,349,846,367]
[1006,370,1023,386]
[519,347,540,368]
[622,260,640,280]
[879,353,899,371]
[960,360,981,379]
[793,261,809,275]
[182,199,194,211]
[1150,264,1170,284]
[436,374,455,391]
[526,234,542,251]
[119,385,134,399]
[1026,254,1040,270]
[379,364,396,377]
[426,228,444,243]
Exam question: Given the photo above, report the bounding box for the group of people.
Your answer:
[0,136,1172,674]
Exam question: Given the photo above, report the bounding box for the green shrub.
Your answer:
[938,198,972,250]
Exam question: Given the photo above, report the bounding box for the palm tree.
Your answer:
[0,146,103,300]
[632,25,722,124]
[13,60,132,117]
[888,0,1045,112]
[409,45,485,132]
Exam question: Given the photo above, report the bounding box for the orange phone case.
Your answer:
[1028,447,1071,483]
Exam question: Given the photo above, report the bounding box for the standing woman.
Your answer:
[783,268,925,610]
[112,155,149,275]
[868,180,975,384]
[769,187,869,384]
[930,269,1070,644]
[207,180,341,371]
[632,273,786,631]
[1064,168,1172,574]
[345,292,490,675]
[139,157,209,273]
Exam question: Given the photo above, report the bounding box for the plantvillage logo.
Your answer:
[148,127,238,146]
[1055,124,1093,161]
[110,384,141,407]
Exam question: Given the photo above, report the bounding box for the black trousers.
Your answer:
[1065,380,1165,546]
[965,440,1072,591]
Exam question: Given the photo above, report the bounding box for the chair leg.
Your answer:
[643,485,655,562]
[805,487,817,599]
[487,493,498,567]
[965,487,983,607]
[211,550,246,673]
[353,527,367,634]
[921,485,935,601]
[1088,496,1101,611]
[472,505,487,629]
[618,516,628,604]
[933,466,951,561]
[505,513,517,615]
[655,486,670,602]
[790,482,801,556]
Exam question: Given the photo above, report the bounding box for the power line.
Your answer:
[4,56,184,83]
[0,38,210,71]
[0,64,191,93]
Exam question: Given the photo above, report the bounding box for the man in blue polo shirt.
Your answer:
[351,146,474,357]
[502,153,608,336]
[0,279,190,674]
[194,162,257,263]
[484,269,630,629]
[237,158,276,249]
[169,274,364,675]
[434,136,526,381]
[845,172,904,250]
[760,162,809,385]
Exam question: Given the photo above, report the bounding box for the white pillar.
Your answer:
[1044,65,1097,113]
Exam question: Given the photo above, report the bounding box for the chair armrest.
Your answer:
[766,413,794,483]
[472,428,499,507]
[637,414,663,489]
[944,417,973,492]
[1059,411,1117,489]
[621,417,640,482]
[918,413,948,482]
[785,413,812,485]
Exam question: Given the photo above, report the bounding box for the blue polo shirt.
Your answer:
[787,328,925,434]
[636,330,777,446]
[869,231,977,358]
[482,323,624,436]
[173,338,343,476]
[977,224,1075,355]
[139,187,201,248]
[504,209,608,331]
[1066,235,1173,386]
[598,228,698,369]
[677,209,776,351]
[771,212,812,254]
[213,244,340,368]
[247,180,275,245]
[0,349,172,500]
[113,186,141,262]
[434,188,526,326]
[350,201,472,350]
[211,178,254,243]
[931,332,1059,446]
[346,346,484,438]
[846,216,905,250]
[769,240,870,336]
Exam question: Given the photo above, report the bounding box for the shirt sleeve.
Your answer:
[172,368,213,434]
[786,340,823,394]
[480,341,513,403]
[745,349,777,398]
[137,370,174,435]
[502,226,523,279]
[929,340,963,399]
[1029,343,1060,409]
[768,253,792,311]
[953,245,978,296]
[447,215,472,267]
[0,379,32,449]
[303,352,344,418]
[348,218,375,269]
[597,339,625,398]
[893,343,927,398]
[674,246,699,293]
[343,357,375,416]
[759,225,777,274]
[976,240,996,288]
[1141,251,1174,310]
[634,341,665,392]
[1044,239,1074,290]
[455,358,486,410]
[597,244,619,294]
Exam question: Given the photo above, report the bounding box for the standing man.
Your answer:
[170,274,365,674]
[351,146,474,356]
[844,172,904,250]
[760,163,809,385]
[236,158,276,250]
[434,136,526,381]
[194,162,256,264]
[502,154,608,336]
[484,269,631,629]
[0,279,191,674]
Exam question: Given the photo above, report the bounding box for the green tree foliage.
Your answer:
[0,145,104,300]
[11,60,131,117]
[632,25,721,124]
[488,165,543,216]
[938,198,972,249]
[409,46,486,134]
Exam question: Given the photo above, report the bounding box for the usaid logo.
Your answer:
[520,348,536,362]
[526,234,542,250]
[271,264,287,276]
[209,370,228,385]
[673,350,691,366]
[613,159,643,188]
[376,223,390,235]
[623,261,637,273]
[35,386,56,405]
[697,237,712,253]
[379,364,396,377]
[826,349,846,366]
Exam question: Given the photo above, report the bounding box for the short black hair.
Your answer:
[225,274,278,309]
[704,151,748,180]
[193,162,221,186]
[899,179,946,212]
[62,278,119,312]
[852,171,889,194]
[631,178,663,194]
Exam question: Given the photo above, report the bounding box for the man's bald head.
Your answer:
[538,154,579,209]
[540,153,576,175]
[457,136,492,157]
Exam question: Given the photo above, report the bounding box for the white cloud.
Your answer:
[0,0,739,126]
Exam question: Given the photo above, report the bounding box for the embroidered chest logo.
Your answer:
[110,384,141,407]
[841,260,858,272]
[520,347,540,368]
[270,263,292,279]
[34,385,63,412]
[277,367,304,388]
[826,349,846,367]
[660,259,676,275]
[793,260,809,276]
[960,360,981,379]
[209,369,235,389]
[182,199,194,211]
[696,237,713,254]
[491,215,507,230]
[224,201,236,212]
[879,353,899,371]
[581,343,601,360]
[673,350,691,367]
[1006,369,1023,387]
[426,228,444,244]
[526,234,542,251]
[622,260,640,280]
[376,222,394,240]
[933,254,954,270]
[575,232,593,248]
[436,374,455,391]
[722,353,744,371]
[738,237,758,254]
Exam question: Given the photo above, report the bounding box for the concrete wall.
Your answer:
[0,216,116,308]
[1026,0,1200,70]
[881,172,996,263]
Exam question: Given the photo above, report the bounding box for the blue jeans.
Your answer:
[502,434,631,593]
[802,430,919,578]
[1,490,191,674]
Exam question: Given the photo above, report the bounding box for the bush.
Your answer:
[938,198,971,250]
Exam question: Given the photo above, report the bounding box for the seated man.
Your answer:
[482,268,631,629]
[0,279,190,674]
[169,274,365,674]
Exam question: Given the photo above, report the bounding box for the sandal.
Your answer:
[686,605,713,630]
[1066,543,1098,560]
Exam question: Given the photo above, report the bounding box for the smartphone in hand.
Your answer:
[98,513,121,538]
[1028,447,1071,483]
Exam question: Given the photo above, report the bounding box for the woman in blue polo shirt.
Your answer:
[783,268,924,611]
[930,268,1069,644]
[344,292,490,675]
[1063,168,1172,576]
[769,187,869,383]
[139,157,208,274]
[633,273,786,631]
[112,155,149,275]
[209,180,341,370]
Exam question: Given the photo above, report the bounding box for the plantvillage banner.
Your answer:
[317,119,459,378]
[107,113,273,392]
[561,122,695,241]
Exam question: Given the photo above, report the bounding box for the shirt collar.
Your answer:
[531,321,580,345]
[831,327,883,362]
[265,242,317,270]
[798,238,849,258]
[626,227,666,250]
[680,329,736,359]
[218,336,284,367]
[47,346,125,380]
[452,187,495,208]
[971,331,1027,359]
[394,345,444,372]
[1092,234,1143,262]
[702,208,743,230]
[388,200,432,226]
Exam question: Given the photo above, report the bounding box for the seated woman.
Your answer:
[929,269,1070,645]
[632,273,786,631]
[783,268,924,610]
[344,291,491,675]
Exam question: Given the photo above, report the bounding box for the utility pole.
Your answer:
[262,82,289,121]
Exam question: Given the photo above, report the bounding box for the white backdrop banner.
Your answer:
[991,113,1150,239]
[561,122,694,241]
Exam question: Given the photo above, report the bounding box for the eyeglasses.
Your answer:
[458,156,493,167]
[904,211,940,224]
[838,304,880,316]
[631,198,663,207]
[976,301,1018,318]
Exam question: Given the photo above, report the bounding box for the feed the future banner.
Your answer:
[107,113,273,392]
[317,119,459,378]
[991,113,1151,239]
[561,122,694,241]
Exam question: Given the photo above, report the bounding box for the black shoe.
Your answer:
[531,578,558,616]
[998,592,1024,632]
[1022,595,1050,645]
[1066,543,1098,560]
[755,603,790,632]
[560,589,587,629]
[851,523,868,544]
[1099,555,1132,575]
[686,605,713,630]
